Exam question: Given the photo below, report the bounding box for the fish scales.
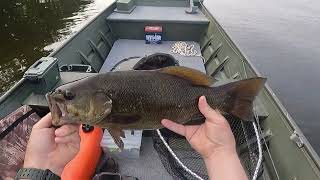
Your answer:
[46,66,266,149]
[94,70,215,129]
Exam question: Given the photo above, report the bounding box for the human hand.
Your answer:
[161,96,236,160]
[162,96,247,180]
[23,113,80,176]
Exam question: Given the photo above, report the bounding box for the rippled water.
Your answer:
[205,0,320,153]
[0,0,112,93]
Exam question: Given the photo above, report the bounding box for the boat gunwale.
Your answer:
[0,79,26,104]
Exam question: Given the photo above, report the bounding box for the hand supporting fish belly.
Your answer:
[46,66,266,150]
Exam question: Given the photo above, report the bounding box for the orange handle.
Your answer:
[61,126,103,180]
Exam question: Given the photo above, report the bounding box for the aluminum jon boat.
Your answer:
[1,0,320,179]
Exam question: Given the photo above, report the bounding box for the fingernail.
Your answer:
[198,96,203,103]
[200,96,208,107]
[161,119,168,123]
[202,96,207,104]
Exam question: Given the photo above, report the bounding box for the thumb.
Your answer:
[198,96,226,124]
[33,113,53,129]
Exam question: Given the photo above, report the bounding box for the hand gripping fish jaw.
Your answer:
[46,85,113,127]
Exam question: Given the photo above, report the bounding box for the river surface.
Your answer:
[0,0,112,92]
[205,0,320,153]
[1,0,320,154]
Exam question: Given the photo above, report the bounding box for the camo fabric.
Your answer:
[0,106,40,180]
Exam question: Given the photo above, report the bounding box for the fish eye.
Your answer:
[64,90,75,100]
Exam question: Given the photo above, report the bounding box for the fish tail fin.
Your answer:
[216,77,266,121]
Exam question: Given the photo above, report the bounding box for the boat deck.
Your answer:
[99,38,208,179]
[100,39,205,73]
[107,6,209,24]
[114,137,174,180]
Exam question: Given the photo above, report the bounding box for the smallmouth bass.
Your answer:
[46,66,266,149]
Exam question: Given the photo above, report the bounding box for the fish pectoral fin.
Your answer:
[91,90,112,117]
[108,128,125,150]
[159,66,215,86]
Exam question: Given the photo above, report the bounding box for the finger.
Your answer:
[198,96,226,124]
[55,124,79,137]
[33,113,52,129]
[161,119,186,137]
[55,132,80,144]
[185,125,201,141]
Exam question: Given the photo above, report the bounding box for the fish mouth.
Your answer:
[46,93,68,126]
[56,102,67,118]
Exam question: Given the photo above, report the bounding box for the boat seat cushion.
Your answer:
[100,39,206,73]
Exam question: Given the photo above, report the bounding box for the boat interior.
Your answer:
[1,0,320,180]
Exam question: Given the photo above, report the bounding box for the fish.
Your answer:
[46,66,266,149]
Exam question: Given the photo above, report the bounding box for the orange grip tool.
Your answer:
[61,125,103,180]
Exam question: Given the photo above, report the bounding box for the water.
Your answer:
[1,0,320,154]
[205,0,320,153]
[0,0,112,93]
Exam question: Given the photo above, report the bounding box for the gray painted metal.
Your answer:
[108,21,207,41]
[100,39,205,73]
[107,5,209,42]
[115,137,174,180]
[108,6,209,24]
[115,0,136,13]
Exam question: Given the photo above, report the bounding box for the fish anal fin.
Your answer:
[108,128,125,150]
[159,66,215,86]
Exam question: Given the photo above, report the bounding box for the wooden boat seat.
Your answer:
[100,39,206,73]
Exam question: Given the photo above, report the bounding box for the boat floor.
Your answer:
[114,137,173,180]
[99,39,207,179]
[100,39,205,73]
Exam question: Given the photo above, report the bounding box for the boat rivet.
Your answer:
[290,131,304,148]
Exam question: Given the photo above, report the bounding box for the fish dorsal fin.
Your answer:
[159,66,215,86]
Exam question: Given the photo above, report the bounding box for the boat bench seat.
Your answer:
[107,6,209,24]
[99,39,206,73]
[106,6,209,41]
